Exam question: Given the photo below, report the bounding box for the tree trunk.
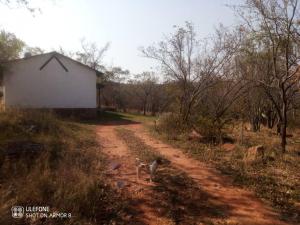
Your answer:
[292,108,296,120]
[240,120,244,145]
[97,88,101,109]
[268,113,276,129]
[250,116,260,132]
[266,110,276,129]
[277,122,281,135]
[182,100,193,123]
[218,129,223,144]
[151,102,157,116]
[281,124,287,153]
[143,103,146,116]
[281,102,287,153]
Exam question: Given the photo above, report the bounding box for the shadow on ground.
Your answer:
[83,111,141,126]
[149,167,231,225]
[114,127,232,224]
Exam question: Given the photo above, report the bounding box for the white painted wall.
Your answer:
[3,53,97,108]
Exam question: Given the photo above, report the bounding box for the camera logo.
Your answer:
[11,206,24,218]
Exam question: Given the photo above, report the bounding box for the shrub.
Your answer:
[193,116,219,143]
[0,109,63,142]
[156,113,189,139]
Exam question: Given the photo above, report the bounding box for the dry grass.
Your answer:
[150,122,300,224]
[0,110,130,225]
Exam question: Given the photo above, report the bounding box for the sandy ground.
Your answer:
[96,122,289,225]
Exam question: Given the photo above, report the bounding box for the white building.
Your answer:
[1,52,102,116]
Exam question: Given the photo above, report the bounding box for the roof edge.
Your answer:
[3,51,104,76]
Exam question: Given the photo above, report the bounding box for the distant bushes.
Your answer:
[157,113,222,143]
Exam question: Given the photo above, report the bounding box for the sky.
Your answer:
[0,0,242,74]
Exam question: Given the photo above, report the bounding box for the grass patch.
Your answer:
[0,109,131,225]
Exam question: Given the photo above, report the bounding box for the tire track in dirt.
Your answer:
[96,124,173,225]
[126,124,290,225]
[115,127,239,224]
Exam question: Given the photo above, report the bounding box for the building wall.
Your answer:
[3,54,97,108]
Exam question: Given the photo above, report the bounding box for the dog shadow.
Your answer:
[148,166,231,225]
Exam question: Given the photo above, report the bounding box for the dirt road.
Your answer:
[97,122,289,225]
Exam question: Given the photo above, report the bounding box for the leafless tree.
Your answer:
[0,0,45,13]
[25,46,44,55]
[131,72,158,115]
[141,22,240,122]
[100,67,130,110]
[193,51,249,143]
[104,66,130,82]
[234,0,300,153]
[76,39,110,71]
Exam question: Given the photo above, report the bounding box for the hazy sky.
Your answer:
[0,0,242,74]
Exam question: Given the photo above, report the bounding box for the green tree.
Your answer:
[0,30,25,85]
[0,30,25,61]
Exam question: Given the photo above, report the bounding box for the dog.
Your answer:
[136,158,162,182]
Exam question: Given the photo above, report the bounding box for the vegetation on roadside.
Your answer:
[152,116,300,223]
[0,110,131,225]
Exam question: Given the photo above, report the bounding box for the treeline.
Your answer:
[1,0,300,154]
[100,72,171,115]
[102,0,300,153]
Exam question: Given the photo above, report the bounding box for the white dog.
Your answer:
[136,158,162,182]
